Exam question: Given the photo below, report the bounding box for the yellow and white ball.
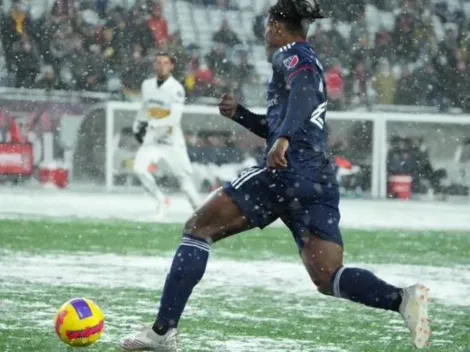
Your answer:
[54,298,105,347]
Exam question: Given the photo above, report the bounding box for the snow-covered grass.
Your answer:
[1,219,469,351]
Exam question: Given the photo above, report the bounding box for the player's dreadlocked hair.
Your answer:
[269,0,324,36]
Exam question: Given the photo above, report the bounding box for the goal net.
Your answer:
[72,101,383,197]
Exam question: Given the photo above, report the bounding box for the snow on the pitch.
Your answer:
[1,252,469,307]
[207,338,349,352]
[1,187,470,230]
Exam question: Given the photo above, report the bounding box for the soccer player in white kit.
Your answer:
[133,53,201,216]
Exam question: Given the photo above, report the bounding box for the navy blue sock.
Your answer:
[153,234,210,334]
[332,267,403,312]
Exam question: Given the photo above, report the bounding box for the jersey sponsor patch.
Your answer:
[283,55,299,69]
[147,107,171,119]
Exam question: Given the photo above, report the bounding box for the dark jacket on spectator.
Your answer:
[0,8,33,71]
[213,20,241,47]
[13,39,40,88]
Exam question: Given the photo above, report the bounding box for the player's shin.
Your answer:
[331,267,403,312]
[153,234,210,335]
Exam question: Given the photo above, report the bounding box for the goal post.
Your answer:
[105,101,139,191]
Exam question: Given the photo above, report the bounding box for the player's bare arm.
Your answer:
[218,93,269,139]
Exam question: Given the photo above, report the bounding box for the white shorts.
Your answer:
[133,143,193,178]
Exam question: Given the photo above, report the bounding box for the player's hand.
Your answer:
[133,121,148,144]
[219,93,238,118]
[267,137,289,169]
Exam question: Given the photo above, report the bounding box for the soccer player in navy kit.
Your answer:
[120,0,431,350]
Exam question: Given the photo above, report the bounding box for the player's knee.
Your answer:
[183,213,208,239]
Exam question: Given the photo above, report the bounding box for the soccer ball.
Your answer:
[54,298,105,347]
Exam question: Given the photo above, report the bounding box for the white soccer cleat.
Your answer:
[399,284,431,349]
[120,327,177,351]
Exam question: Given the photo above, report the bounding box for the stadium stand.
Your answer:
[0,0,469,110]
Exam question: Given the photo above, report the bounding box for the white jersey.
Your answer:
[133,76,186,147]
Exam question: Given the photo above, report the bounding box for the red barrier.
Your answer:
[0,143,34,176]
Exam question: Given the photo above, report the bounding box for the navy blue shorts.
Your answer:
[223,167,343,249]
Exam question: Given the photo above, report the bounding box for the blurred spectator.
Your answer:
[205,43,234,94]
[61,36,87,89]
[439,27,459,69]
[51,0,74,19]
[253,15,265,43]
[325,59,345,110]
[213,19,241,47]
[386,135,448,196]
[343,0,366,22]
[95,0,108,19]
[121,46,150,91]
[183,44,203,95]
[167,31,191,80]
[409,136,447,194]
[351,54,369,105]
[374,27,394,63]
[50,23,75,70]
[393,0,419,62]
[310,20,348,68]
[412,61,440,106]
[350,9,369,55]
[253,2,270,43]
[12,36,40,88]
[35,65,67,91]
[72,7,100,51]
[433,26,466,107]
[147,2,169,49]
[325,19,348,65]
[231,49,256,103]
[394,65,417,105]
[372,0,399,11]
[194,62,215,96]
[414,9,438,58]
[308,24,330,64]
[79,44,106,91]
[100,22,120,73]
[112,14,138,60]
[321,0,365,22]
[372,58,396,105]
[1,0,32,72]
[387,136,415,176]
[347,121,373,163]
[126,8,152,55]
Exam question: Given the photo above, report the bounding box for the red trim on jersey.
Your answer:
[286,66,316,85]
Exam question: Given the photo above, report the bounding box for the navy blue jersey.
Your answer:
[267,41,335,183]
[233,41,336,184]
